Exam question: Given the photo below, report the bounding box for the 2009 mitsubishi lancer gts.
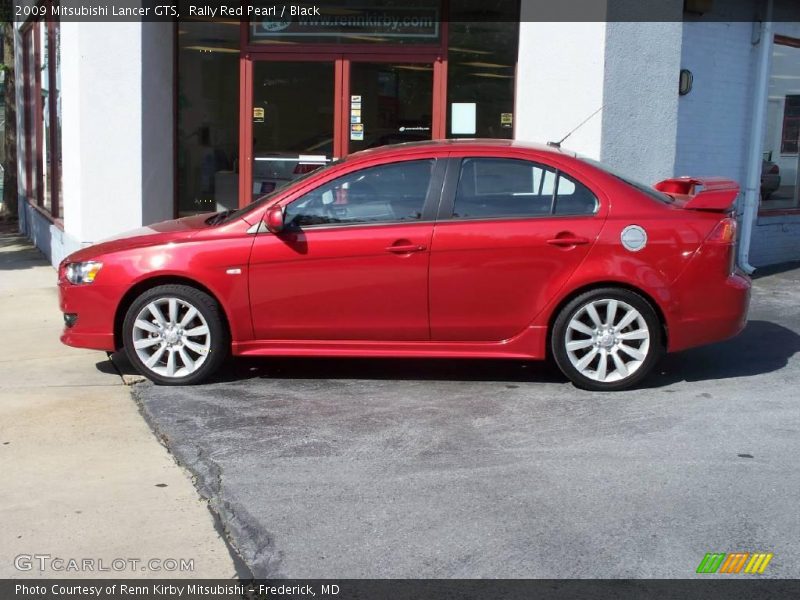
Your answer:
[58,140,750,391]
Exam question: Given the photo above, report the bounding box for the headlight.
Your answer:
[65,261,103,284]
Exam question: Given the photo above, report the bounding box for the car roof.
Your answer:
[345,138,578,161]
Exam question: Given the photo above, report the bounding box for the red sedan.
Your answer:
[58,140,750,391]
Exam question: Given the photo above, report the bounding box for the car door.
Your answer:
[429,155,606,341]
[248,157,444,341]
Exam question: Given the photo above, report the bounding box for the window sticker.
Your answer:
[451,103,476,135]
[350,123,365,141]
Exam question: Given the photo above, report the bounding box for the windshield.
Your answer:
[579,157,674,205]
[214,158,344,225]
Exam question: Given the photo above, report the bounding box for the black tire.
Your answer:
[122,284,228,385]
[551,287,664,391]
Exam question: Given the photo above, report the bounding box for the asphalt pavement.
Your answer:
[132,265,800,578]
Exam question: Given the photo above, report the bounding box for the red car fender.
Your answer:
[111,230,257,346]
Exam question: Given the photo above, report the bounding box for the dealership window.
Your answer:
[780,96,800,154]
[177,19,240,216]
[176,1,521,215]
[762,36,800,211]
[21,26,38,208]
[21,16,61,219]
[248,0,442,46]
[447,2,519,139]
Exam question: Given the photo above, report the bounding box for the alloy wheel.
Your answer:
[564,298,650,383]
[131,297,211,378]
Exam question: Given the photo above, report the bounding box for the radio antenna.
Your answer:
[547,105,605,149]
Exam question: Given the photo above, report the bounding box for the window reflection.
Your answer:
[177,20,240,216]
[447,2,519,139]
[762,38,800,210]
[285,159,433,227]
[40,21,52,213]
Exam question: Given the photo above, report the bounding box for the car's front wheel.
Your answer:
[122,284,228,385]
[551,288,663,391]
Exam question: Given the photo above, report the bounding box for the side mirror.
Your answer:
[265,206,285,233]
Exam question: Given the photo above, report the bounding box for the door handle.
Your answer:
[386,244,427,254]
[547,236,590,247]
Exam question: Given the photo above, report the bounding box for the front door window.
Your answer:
[285,160,435,227]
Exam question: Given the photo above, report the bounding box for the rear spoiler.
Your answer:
[653,177,739,211]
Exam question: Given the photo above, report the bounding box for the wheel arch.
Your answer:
[113,275,232,351]
[545,281,669,356]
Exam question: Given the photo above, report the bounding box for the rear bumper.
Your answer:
[58,281,119,352]
[668,271,751,352]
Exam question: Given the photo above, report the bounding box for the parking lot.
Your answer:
[132,266,800,578]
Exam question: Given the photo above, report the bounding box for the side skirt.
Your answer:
[232,326,547,360]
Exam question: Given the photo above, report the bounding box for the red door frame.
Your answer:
[236,14,449,209]
[237,51,447,209]
[345,53,447,153]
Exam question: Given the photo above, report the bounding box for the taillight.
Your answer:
[768,164,779,175]
[707,217,737,244]
[707,217,737,274]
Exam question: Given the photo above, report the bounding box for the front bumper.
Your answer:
[58,280,119,352]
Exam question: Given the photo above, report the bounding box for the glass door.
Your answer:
[241,54,444,207]
[347,60,436,153]
[249,60,337,202]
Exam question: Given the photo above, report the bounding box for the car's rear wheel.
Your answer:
[122,284,228,385]
[551,288,663,391]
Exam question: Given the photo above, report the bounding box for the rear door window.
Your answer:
[451,158,598,219]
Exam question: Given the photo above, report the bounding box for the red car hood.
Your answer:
[64,213,214,263]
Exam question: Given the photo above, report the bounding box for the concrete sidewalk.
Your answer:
[0,228,240,578]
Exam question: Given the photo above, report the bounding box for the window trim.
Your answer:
[436,156,600,223]
[281,157,446,231]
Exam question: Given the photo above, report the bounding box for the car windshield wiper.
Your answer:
[205,210,236,226]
